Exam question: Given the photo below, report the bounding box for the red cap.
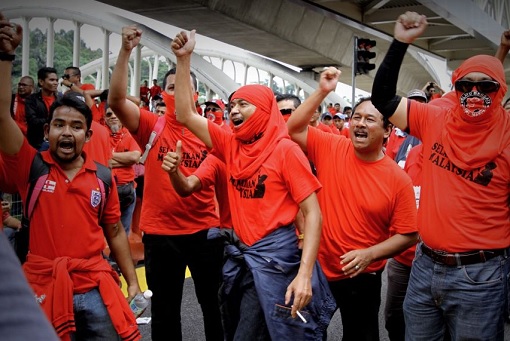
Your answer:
[204,99,226,111]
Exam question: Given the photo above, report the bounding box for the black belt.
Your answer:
[421,243,508,266]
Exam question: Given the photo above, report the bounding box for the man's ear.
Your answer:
[85,129,93,143]
[43,123,49,140]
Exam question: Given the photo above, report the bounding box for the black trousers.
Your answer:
[143,230,225,341]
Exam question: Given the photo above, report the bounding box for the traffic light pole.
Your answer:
[352,36,357,108]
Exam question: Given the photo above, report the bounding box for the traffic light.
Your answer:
[355,38,376,75]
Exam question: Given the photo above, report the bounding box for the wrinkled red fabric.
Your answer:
[442,55,510,170]
[229,85,289,179]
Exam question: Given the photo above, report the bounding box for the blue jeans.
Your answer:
[404,242,510,341]
[71,288,120,341]
[120,190,136,235]
[384,258,411,341]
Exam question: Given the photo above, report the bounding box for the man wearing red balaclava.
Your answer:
[372,11,510,340]
[171,29,336,340]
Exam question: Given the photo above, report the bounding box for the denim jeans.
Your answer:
[120,190,136,235]
[71,288,120,341]
[384,258,411,341]
[328,271,383,341]
[143,230,224,341]
[404,242,510,341]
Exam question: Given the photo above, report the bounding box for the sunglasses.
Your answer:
[454,80,500,94]
[105,111,115,118]
[280,108,294,115]
[205,107,221,113]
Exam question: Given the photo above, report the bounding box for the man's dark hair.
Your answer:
[163,68,198,92]
[99,89,109,102]
[343,106,352,112]
[37,67,58,81]
[275,94,301,108]
[353,96,392,143]
[156,101,166,108]
[48,91,93,130]
[317,105,322,113]
[65,66,81,77]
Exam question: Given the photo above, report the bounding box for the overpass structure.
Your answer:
[3,0,510,106]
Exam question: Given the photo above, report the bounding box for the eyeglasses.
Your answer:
[62,74,77,79]
[454,80,500,94]
[18,83,31,87]
[105,111,115,118]
[205,107,221,113]
[280,108,294,115]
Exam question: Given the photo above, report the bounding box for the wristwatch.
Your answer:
[0,52,15,61]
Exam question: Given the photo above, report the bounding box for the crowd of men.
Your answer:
[0,9,509,341]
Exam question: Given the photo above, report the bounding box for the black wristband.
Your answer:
[0,52,15,62]
[371,39,409,118]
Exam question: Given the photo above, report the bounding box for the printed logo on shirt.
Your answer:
[42,180,56,193]
[90,190,101,207]
[157,146,207,169]
[429,142,496,186]
[230,172,268,199]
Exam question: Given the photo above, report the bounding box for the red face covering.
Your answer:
[441,55,510,170]
[206,110,223,126]
[228,85,289,179]
[161,91,199,126]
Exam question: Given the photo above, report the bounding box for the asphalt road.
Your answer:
[137,269,510,340]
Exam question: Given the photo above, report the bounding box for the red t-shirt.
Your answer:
[139,86,149,104]
[0,155,17,194]
[132,109,219,235]
[208,121,321,246]
[149,85,162,99]
[110,127,141,184]
[42,95,55,112]
[330,125,341,135]
[194,154,232,229]
[385,128,406,160]
[316,122,333,133]
[80,83,95,91]
[83,121,112,167]
[13,94,28,135]
[407,101,510,251]
[1,139,120,260]
[307,128,417,280]
[340,128,350,139]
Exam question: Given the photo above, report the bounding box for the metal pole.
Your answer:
[352,36,357,107]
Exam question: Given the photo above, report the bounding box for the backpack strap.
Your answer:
[139,115,166,164]
[25,153,50,219]
[93,161,112,221]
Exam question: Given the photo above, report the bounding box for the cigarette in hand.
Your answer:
[296,310,307,323]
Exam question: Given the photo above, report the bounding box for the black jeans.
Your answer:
[328,271,383,341]
[143,230,224,341]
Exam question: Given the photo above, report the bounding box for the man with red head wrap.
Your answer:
[171,30,335,340]
[372,11,510,340]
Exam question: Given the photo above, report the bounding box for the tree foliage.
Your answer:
[11,28,103,89]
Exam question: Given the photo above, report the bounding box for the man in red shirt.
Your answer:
[109,25,225,341]
[372,11,510,340]
[0,17,141,341]
[10,75,34,135]
[149,79,162,110]
[104,106,141,235]
[139,80,149,109]
[62,66,95,92]
[287,67,418,341]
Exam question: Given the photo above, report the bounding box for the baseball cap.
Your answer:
[204,99,226,111]
[322,113,332,120]
[333,114,347,120]
[406,89,428,103]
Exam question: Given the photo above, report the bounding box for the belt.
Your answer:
[421,243,508,266]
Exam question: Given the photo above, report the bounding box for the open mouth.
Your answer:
[58,140,74,153]
[231,116,244,126]
[353,130,368,141]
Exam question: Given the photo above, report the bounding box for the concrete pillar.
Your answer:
[133,45,142,96]
[72,21,82,67]
[152,54,160,82]
[95,68,102,89]
[243,64,248,86]
[46,18,56,67]
[129,63,135,96]
[102,28,111,89]
[21,17,30,77]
